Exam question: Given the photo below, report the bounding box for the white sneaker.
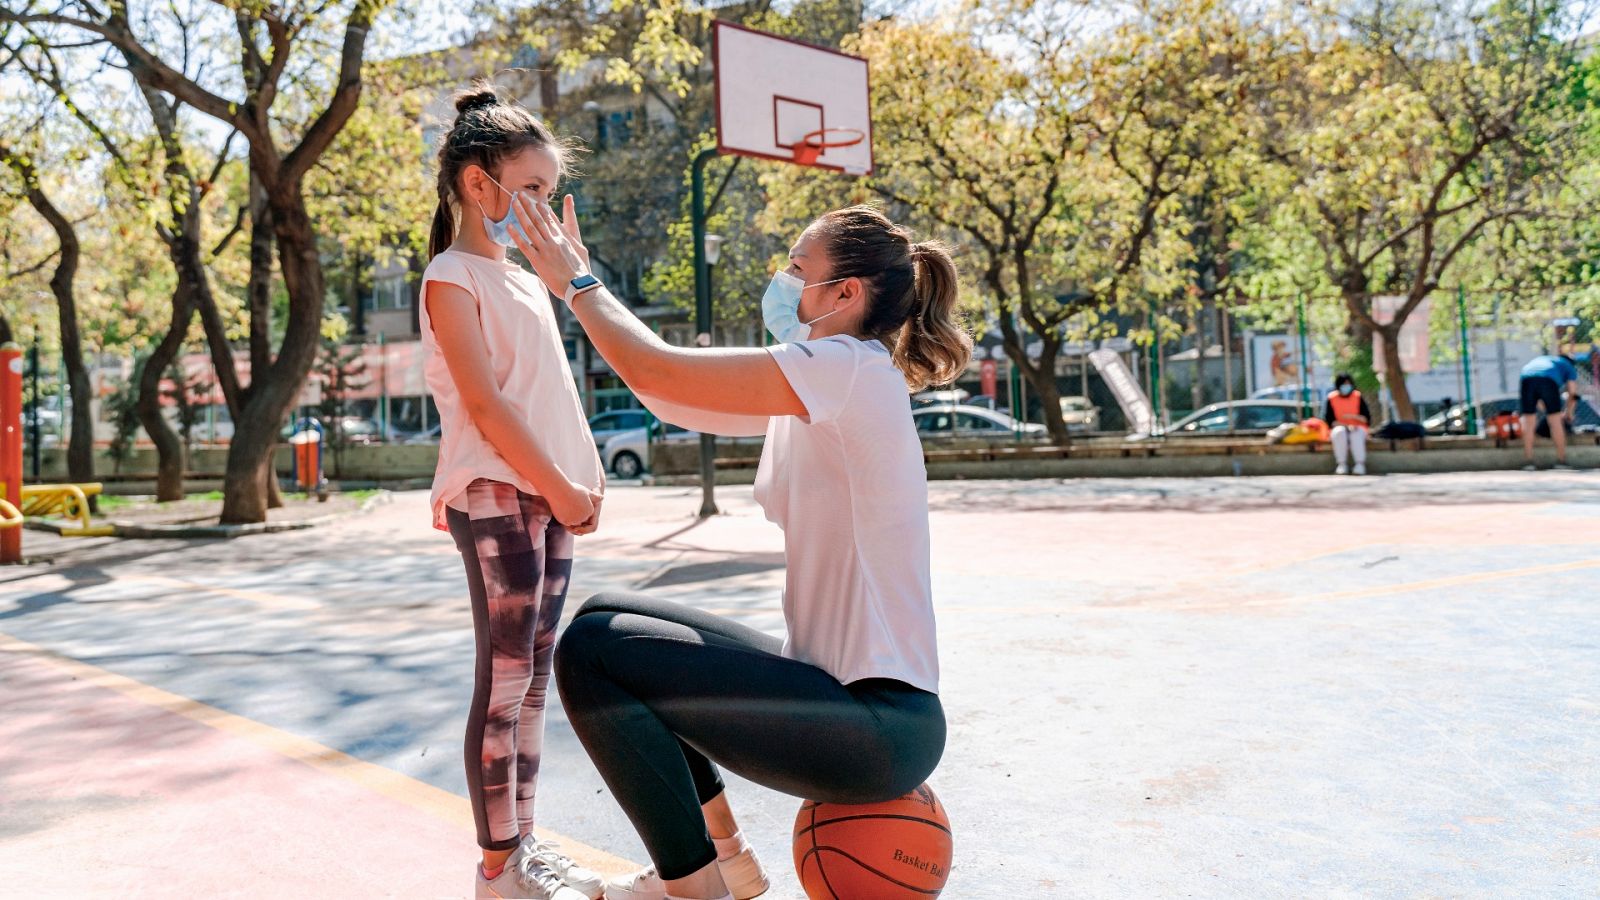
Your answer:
[478,849,592,900]
[716,844,770,900]
[605,849,767,900]
[605,866,665,900]
[1353,463,1366,476]
[1334,464,1349,475]
[524,836,605,900]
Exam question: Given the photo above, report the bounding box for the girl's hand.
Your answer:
[547,479,599,531]
[570,491,604,536]
[511,193,591,299]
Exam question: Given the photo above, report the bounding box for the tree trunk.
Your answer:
[16,170,96,487]
[1378,322,1414,422]
[135,325,189,502]
[136,231,205,502]
[994,306,1070,445]
[220,188,325,524]
[248,174,274,381]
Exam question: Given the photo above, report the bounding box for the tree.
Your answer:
[2,0,398,522]
[1255,0,1591,420]
[0,136,96,486]
[760,1,1265,442]
[3,17,258,501]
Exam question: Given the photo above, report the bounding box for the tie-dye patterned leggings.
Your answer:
[446,478,575,851]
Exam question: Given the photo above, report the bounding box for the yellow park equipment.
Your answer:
[18,483,115,537]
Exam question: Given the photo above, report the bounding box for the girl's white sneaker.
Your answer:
[523,836,606,899]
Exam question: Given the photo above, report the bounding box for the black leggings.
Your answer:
[554,592,945,880]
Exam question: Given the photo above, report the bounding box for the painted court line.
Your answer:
[0,629,639,877]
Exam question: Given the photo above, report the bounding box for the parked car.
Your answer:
[912,388,971,407]
[1059,396,1100,432]
[601,421,699,479]
[1424,395,1600,436]
[1130,400,1303,440]
[587,408,654,450]
[1251,384,1331,403]
[332,416,385,445]
[403,423,442,445]
[1422,397,1519,435]
[912,404,1046,440]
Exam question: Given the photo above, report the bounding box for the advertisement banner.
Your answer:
[1249,334,1335,395]
[1090,348,1155,435]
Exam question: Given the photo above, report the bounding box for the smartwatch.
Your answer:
[564,273,602,305]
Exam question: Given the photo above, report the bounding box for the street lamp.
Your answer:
[582,100,603,150]
[695,232,724,515]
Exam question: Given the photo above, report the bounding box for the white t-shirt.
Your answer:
[640,335,939,693]
[419,249,604,530]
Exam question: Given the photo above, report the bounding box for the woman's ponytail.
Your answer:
[816,206,972,392]
[894,241,972,391]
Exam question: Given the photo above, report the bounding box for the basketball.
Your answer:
[792,784,953,899]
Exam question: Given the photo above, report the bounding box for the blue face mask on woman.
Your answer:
[476,172,533,248]
[761,270,847,344]
[1338,384,1354,397]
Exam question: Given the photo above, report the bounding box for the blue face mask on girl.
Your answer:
[761,270,847,344]
[477,172,534,248]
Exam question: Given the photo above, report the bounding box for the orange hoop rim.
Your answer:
[792,127,865,165]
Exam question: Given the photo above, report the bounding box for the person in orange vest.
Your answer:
[1321,373,1372,475]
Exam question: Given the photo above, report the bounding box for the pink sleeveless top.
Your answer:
[419,249,603,530]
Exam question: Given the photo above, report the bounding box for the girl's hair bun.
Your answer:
[454,86,500,115]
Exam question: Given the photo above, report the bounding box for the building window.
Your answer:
[367,273,410,311]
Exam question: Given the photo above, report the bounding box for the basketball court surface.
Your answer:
[1,472,1595,897]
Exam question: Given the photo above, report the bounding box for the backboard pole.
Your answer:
[691,146,720,518]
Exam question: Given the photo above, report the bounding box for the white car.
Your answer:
[912,404,1046,440]
[601,422,700,479]
[1059,396,1100,432]
[587,409,654,451]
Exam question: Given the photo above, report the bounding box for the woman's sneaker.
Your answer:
[605,850,768,900]
[523,836,606,900]
[716,843,770,899]
[477,849,592,900]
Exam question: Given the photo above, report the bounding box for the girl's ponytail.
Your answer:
[894,241,971,391]
[428,185,456,260]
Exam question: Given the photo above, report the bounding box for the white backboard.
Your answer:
[713,21,873,176]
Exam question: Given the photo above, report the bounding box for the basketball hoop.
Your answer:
[792,127,865,167]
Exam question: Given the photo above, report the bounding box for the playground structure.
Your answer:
[1,344,113,562]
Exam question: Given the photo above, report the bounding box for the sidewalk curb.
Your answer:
[23,490,394,540]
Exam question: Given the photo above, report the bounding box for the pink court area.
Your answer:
[0,641,625,899]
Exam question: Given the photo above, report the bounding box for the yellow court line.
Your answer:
[0,630,639,877]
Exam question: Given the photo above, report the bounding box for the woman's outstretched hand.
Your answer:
[511,193,591,300]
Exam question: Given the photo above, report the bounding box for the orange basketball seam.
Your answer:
[796,846,945,895]
[809,802,843,900]
[794,813,953,840]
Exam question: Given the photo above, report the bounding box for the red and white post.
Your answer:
[1,343,23,563]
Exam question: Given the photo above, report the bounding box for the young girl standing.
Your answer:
[420,84,607,900]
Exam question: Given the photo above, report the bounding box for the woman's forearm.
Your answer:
[569,286,676,394]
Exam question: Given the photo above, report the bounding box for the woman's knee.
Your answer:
[571,591,652,620]
[555,607,616,675]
